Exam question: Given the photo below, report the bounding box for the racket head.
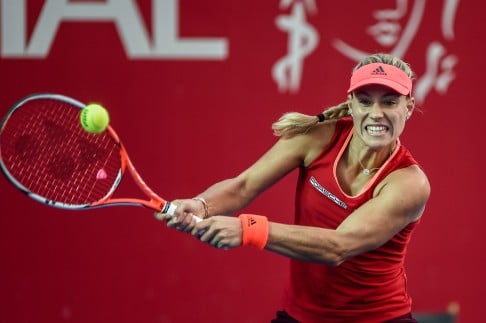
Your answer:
[0,93,124,209]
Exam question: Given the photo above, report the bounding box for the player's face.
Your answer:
[349,84,414,150]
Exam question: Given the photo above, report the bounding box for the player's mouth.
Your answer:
[365,125,389,136]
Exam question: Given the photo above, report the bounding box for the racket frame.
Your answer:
[0,93,176,215]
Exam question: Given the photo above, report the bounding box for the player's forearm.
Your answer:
[198,177,258,217]
[265,222,349,266]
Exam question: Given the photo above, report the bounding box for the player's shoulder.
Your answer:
[381,164,431,200]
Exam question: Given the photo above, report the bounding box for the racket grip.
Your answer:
[165,202,178,216]
[164,202,203,223]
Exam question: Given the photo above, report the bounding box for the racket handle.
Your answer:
[164,202,203,223]
[165,202,178,216]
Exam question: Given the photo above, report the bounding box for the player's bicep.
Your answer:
[336,167,430,258]
[235,136,309,196]
[237,123,336,197]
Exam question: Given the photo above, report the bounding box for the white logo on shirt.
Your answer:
[309,176,347,209]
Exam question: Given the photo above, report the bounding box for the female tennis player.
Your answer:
[156,53,430,323]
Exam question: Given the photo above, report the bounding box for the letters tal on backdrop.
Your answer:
[0,0,227,59]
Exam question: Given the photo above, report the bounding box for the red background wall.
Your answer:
[0,1,482,322]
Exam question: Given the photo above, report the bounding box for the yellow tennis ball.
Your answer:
[80,103,110,134]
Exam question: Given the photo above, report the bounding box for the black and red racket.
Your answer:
[0,93,197,220]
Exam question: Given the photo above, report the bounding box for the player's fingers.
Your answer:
[191,218,211,236]
[194,221,215,242]
[153,212,168,221]
[165,218,177,228]
[208,232,223,248]
[178,215,199,233]
[166,213,184,228]
[213,237,227,248]
[163,212,195,232]
[217,240,229,251]
[199,225,229,249]
[207,232,232,251]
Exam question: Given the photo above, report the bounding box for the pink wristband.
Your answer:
[239,214,269,250]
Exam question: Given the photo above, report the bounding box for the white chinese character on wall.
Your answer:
[272,0,318,93]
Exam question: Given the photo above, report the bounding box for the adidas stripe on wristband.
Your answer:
[239,214,269,250]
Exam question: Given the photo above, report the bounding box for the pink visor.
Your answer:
[347,63,412,95]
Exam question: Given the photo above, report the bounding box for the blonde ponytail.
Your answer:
[272,100,351,137]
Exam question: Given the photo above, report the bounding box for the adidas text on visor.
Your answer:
[347,63,412,95]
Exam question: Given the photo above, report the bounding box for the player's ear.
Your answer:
[405,96,415,120]
[347,95,353,115]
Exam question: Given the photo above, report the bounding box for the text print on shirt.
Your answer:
[309,176,347,209]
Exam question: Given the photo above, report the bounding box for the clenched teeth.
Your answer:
[366,125,388,134]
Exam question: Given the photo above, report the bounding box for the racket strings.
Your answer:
[0,98,122,206]
[79,134,121,203]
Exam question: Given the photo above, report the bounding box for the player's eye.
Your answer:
[383,99,397,106]
[357,98,372,106]
[382,96,401,106]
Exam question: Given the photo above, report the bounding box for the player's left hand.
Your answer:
[192,216,243,250]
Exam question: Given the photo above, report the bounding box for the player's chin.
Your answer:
[363,135,394,149]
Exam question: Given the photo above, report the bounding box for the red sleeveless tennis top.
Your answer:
[283,118,420,322]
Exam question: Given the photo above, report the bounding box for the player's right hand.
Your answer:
[154,198,204,233]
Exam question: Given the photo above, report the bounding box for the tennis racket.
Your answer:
[0,93,198,221]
